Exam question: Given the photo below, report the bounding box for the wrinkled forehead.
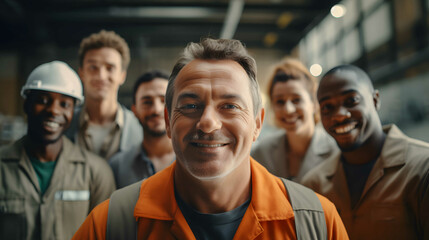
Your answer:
[174,60,250,91]
[178,59,244,79]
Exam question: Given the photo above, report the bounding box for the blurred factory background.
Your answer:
[0,0,428,144]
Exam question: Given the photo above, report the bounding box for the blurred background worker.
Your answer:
[0,61,115,240]
[109,70,175,189]
[66,30,142,160]
[251,58,338,183]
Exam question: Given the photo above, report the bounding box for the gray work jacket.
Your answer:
[65,104,143,159]
[251,125,339,183]
[302,125,429,239]
[0,136,116,240]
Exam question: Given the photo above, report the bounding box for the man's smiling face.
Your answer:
[165,59,263,180]
[317,70,380,152]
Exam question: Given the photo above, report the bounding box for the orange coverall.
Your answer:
[72,158,349,239]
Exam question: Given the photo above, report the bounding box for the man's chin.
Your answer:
[338,141,361,152]
[30,135,62,145]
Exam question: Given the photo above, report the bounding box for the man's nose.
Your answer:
[332,106,351,122]
[285,100,296,113]
[95,67,108,80]
[154,99,164,114]
[46,100,62,116]
[196,106,222,133]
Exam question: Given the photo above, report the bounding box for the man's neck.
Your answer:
[26,136,63,162]
[142,135,173,158]
[84,99,118,125]
[174,158,251,214]
[342,130,387,165]
[143,135,175,172]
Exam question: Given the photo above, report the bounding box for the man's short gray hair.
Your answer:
[165,38,262,117]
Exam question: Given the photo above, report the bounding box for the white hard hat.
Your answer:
[21,61,84,104]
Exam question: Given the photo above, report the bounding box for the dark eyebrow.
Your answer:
[177,93,200,103]
[318,89,358,104]
[140,95,165,100]
[220,94,246,105]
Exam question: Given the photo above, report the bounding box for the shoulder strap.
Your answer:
[280,177,327,240]
[106,180,143,240]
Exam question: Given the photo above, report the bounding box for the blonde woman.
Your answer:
[251,58,339,183]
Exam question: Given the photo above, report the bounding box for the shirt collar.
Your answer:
[79,104,125,129]
[133,158,294,222]
[323,124,408,178]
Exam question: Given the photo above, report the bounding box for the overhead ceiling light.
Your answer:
[264,32,278,47]
[277,12,293,29]
[109,7,214,19]
[310,64,323,77]
[330,4,346,18]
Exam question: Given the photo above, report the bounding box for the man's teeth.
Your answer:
[196,143,223,147]
[45,121,60,128]
[335,123,357,134]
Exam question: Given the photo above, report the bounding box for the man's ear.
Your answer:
[131,104,137,116]
[253,108,265,142]
[119,71,127,86]
[373,90,381,110]
[164,107,171,138]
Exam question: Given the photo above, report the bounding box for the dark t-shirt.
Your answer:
[342,156,377,208]
[175,190,250,240]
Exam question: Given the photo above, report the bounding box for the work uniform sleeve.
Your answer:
[89,155,116,211]
[317,193,349,240]
[72,199,109,240]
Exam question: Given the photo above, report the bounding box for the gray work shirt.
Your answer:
[109,145,155,189]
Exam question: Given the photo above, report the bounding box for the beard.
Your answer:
[141,114,167,137]
[143,125,166,137]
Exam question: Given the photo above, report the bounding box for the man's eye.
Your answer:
[345,96,360,107]
[275,99,285,106]
[106,66,115,72]
[61,101,72,108]
[143,101,154,106]
[178,104,200,111]
[182,104,198,109]
[88,65,97,71]
[35,96,49,105]
[222,104,239,110]
[177,104,201,114]
[292,97,302,104]
[320,104,334,114]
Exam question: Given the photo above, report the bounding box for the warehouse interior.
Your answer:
[0,0,428,144]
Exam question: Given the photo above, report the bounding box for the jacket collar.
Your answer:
[270,125,335,156]
[79,104,124,130]
[134,158,295,222]
[311,125,337,156]
[1,135,86,164]
[378,124,407,168]
[323,124,407,178]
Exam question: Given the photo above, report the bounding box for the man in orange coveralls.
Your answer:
[72,38,348,240]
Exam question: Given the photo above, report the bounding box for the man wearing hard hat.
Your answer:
[0,61,116,240]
